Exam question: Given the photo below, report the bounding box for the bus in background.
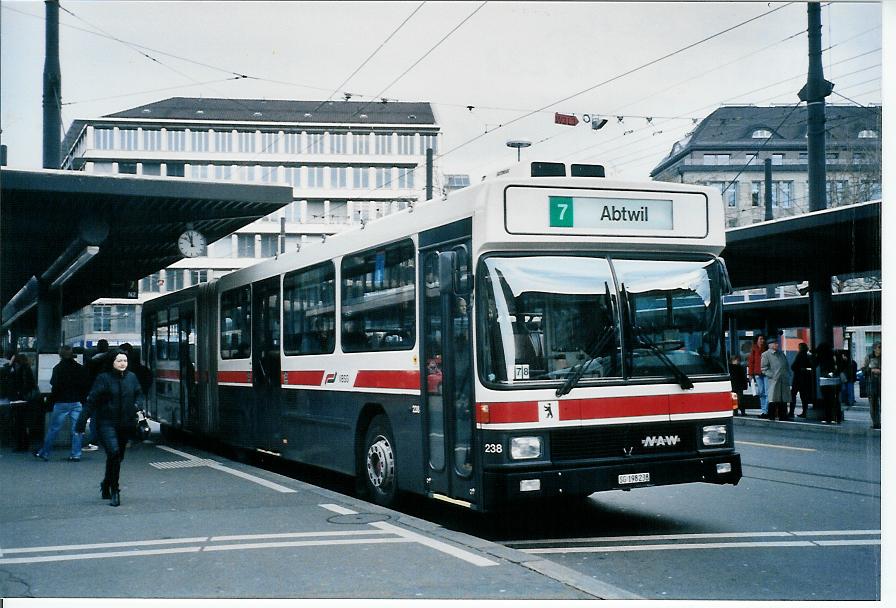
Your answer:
[142,161,741,512]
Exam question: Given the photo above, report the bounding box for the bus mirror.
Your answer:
[452,245,472,295]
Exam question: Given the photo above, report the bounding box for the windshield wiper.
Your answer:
[556,325,616,397]
[630,327,694,390]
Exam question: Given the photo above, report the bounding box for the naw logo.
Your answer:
[641,435,681,448]
[324,373,338,385]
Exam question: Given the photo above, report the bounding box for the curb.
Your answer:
[733,415,880,437]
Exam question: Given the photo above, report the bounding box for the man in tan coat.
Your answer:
[761,337,791,421]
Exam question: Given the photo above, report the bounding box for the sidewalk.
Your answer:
[734,395,880,437]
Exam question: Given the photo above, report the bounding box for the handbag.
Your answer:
[134,410,151,441]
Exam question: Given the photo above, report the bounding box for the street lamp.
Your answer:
[506,140,531,162]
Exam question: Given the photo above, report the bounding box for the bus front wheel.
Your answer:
[362,415,397,507]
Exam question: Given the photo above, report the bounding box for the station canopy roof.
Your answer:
[1,168,293,328]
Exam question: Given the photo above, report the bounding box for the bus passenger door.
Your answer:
[252,277,282,451]
[178,309,198,430]
[421,248,475,505]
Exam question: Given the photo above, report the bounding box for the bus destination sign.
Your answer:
[549,196,673,230]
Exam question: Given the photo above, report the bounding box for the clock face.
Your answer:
[177,230,207,257]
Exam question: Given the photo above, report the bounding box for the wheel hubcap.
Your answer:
[366,435,394,491]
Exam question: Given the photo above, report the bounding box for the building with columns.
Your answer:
[58,97,440,348]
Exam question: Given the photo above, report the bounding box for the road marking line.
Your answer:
[203,538,413,552]
[318,504,499,567]
[523,540,819,554]
[210,530,391,542]
[153,445,296,493]
[506,529,882,545]
[1,536,210,555]
[814,539,882,547]
[737,440,816,452]
[0,546,203,565]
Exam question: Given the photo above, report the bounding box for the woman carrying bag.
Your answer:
[76,350,144,507]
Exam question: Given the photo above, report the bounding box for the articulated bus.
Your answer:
[142,161,742,511]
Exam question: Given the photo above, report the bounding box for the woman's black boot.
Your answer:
[101,481,111,500]
[110,491,120,507]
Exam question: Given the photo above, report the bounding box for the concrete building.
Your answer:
[59,97,440,348]
[650,104,881,228]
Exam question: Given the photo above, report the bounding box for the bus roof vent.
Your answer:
[530,162,566,177]
[570,163,605,177]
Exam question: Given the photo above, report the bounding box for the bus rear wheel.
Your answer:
[362,415,397,507]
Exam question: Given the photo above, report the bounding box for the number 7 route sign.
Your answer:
[549,196,574,227]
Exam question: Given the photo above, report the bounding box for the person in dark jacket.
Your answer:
[815,343,840,425]
[729,354,749,416]
[789,342,815,418]
[35,345,90,461]
[8,353,40,452]
[76,351,144,507]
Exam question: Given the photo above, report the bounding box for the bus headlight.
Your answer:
[510,436,542,460]
[702,425,728,446]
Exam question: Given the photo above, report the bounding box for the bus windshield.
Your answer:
[479,255,728,388]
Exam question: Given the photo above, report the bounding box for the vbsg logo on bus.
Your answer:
[548,195,674,231]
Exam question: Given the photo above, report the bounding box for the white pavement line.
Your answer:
[522,540,818,554]
[505,529,881,546]
[203,538,414,552]
[790,529,881,536]
[737,440,816,452]
[153,445,296,493]
[150,459,217,469]
[319,503,358,515]
[370,521,499,567]
[2,536,210,555]
[0,546,202,565]
[210,530,392,542]
[814,539,882,547]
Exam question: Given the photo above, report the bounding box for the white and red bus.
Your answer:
[142,161,742,511]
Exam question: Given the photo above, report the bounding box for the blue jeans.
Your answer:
[840,381,855,407]
[753,375,768,414]
[37,402,83,459]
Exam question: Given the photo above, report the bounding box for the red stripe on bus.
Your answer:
[669,391,732,414]
[284,370,326,386]
[218,370,252,384]
[568,395,666,420]
[354,370,420,390]
[156,369,180,380]
[476,401,539,424]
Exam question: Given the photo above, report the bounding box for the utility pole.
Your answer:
[42,0,62,169]
[798,2,835,351]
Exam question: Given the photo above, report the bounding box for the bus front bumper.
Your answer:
[483,452,742,505]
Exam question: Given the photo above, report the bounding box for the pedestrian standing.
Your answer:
[790,342,814,418]
[862,341,881,430]
[76,351,144,507]
[815,343,840,425]
[8,353,40,452]
[729,354,749,416]
[34,346,90,462]
[748,334,769,418]
[837,350,857,410]
[761,337,791,421]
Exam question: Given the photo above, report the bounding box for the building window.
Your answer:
[259,234,278,258]
[260,166,278,183]
[237,234,256,258]
[238,131,256,153]
[330,133,346,154]
[398,134,415,155]
[799,152,808,161]
[825,152,838,162]
[242,165,256,182]
[283,263,336,356]
[119,129,138,150]
[261,132,279,153]
[285,166,301,187]
[308,133,324,154]
[771,181,793,208]
[420,134,438,154]
[214,165,232,180]
[143,163,162,176]
[308,166,325,188]
[330,166,347,188]
[826,180,849,206]
[141,272,162,293]
[352,133,370,155]
[771,153,784,165]
[208,237,232,258]
[215,131,233,153]
[703,154,729,165]
[285,132,301,154]
[191,130,209,152]
[92,305,112,332]
[353,167,370,189]
[858,130,878,139]
[853,152,867,163]
[397,167,415,189]
[375,167,391,189]
[751,129,773,139]
[704,181,736,207]
[143,129,161,151]
[114,305,136,333]
[168,130,186,151]
[165,269,184,292]
[95,128,115,150]
[93,162,114,174]
[375,134,392,155]
[191,164,209,179]
[751,182,762,207]
[118,162,137,175]
[190,269,208,285]
[167,162,185,177]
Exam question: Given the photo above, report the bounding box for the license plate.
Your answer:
[618,472,650,485]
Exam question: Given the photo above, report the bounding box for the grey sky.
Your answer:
[0,1,884,181]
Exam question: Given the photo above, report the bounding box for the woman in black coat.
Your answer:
[76,351,143,507]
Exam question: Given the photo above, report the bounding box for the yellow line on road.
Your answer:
[737,440,816,452]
